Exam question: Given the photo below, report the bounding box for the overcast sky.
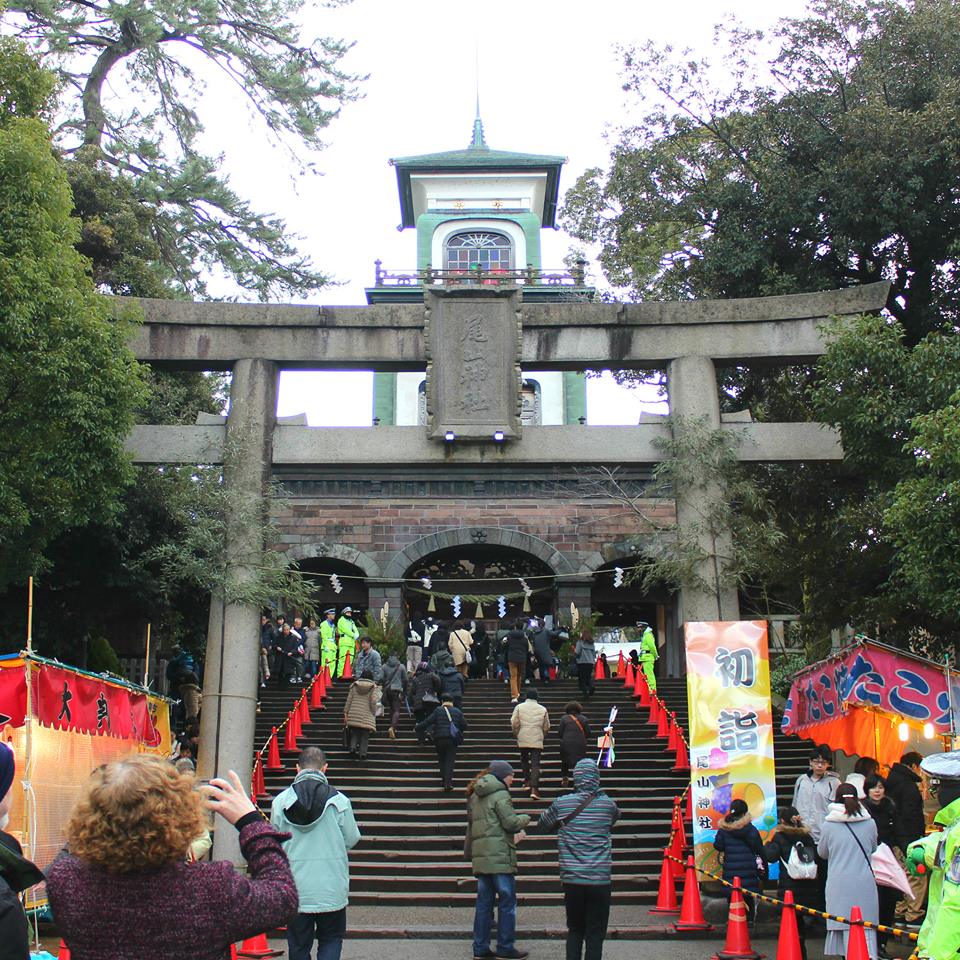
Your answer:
[194,0,810,425]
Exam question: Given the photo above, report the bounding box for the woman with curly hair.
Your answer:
[46,755,298,959]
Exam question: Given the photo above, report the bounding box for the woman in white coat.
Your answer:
[817,782,879,959]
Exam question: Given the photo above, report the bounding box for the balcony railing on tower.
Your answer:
[372,259,589,289]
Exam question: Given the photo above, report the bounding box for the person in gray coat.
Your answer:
[817,782,879,959]
[573,631,597,697]
[352,636,383,684]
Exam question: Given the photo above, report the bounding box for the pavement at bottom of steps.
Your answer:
[257,936,849,960]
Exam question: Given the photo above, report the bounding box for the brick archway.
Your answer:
[383,526,579,580]
[284,542,382,579]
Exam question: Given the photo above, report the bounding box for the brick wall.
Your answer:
[272,494,676,574]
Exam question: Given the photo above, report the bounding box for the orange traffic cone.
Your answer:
[230,943,238,960]
[236,932,283,958]
[656,701,670,738]
[616,651,625,676]
[624,661,635,686]
[310,675,324,708]
[776,890,803,960]
[668,712,679,750]
[251,755,265,800]
[282,718,298,753]
[846,906,870,960]
[57,940,71,960]
[667,804,685,877]
[648,695,661,727]
[265,728,282,770]
[342,651,353,680]
[674,855,714,931]
[298,693,311,725]
[711,878,763,960]
[673,734,690,772]
[291,704,303,738]
[632,669,645,699]
[594,657,604,681]
[673,796,688,849]
[650,847,680,915]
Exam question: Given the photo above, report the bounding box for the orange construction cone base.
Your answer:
[236,931,283,958]
[58,940,71,960]
[649,847,680,915]
[710,879,763,960]
[674,856,715,932]
[776,891,804,960]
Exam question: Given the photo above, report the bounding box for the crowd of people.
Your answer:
[711,744,954,960]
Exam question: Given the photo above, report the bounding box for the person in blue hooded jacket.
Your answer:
[270,746,361,960]
[538,758,620,960]
[714,799,764,921]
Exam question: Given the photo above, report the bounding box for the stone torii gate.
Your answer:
[122,280,888,861]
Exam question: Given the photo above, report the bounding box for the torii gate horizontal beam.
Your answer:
[119,282,889,370]
[125,422,842,466]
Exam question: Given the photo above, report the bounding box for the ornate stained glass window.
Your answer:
[445,231,512,272]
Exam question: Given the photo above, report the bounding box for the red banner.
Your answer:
[35,665,163,746]
[0,667,26,729]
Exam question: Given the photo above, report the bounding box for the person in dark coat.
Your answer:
[380,653,408,739]
[410,662,442,741]
[0,745,43,960]
[529,620,562,683]
[863,774,901,957]
[886,751,928,924]
[714,799,763,921]
[437,664,466,707]
[415,695,467,791]
[557,702,592,786]
[469,623,490,679]
[762,806,818,959]
[505,621,530,703]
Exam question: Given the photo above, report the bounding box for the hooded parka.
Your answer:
[269,769,361,913]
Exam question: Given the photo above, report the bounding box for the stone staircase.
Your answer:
[255,674,811,908]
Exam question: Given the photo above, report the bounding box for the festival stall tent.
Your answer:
[781,640,958,768]
[0,654,171,909]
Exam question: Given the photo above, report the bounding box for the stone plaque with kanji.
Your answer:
[423,288,522,441]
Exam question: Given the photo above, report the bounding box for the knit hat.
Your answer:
[0,743,14,801]
[489,760,514,782]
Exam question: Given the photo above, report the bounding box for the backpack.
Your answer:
[783,840,818,880]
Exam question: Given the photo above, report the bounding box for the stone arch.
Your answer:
[284,542,382,579]
[384,526,579,579]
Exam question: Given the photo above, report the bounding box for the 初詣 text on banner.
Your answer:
[685,621,778,876]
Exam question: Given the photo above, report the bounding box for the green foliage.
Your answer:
[562,0,960,343]
[770,650,808,699]
[0,39,145,587]
[645,418,785,617]
[137,462,319,619]
[812,314,960,636]
[87,634,122,675]
[6,0,362,298]
[362,609,406,660]
[562,0,960,644]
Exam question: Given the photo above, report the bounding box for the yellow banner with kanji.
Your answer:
[685,621,778,876]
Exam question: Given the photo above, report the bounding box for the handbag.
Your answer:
[444,707,464,745]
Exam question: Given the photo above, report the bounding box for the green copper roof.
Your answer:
[390,118,567,228]
[390,144,567,169]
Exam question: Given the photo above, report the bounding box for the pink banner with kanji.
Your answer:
[685,621,778,875]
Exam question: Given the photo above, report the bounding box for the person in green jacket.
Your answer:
[467,760,531,960]
[336,607,360,678]
[270,746,361,960]
[637,621,658,692]
[319,608,338,677]
[908,753,960,960]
